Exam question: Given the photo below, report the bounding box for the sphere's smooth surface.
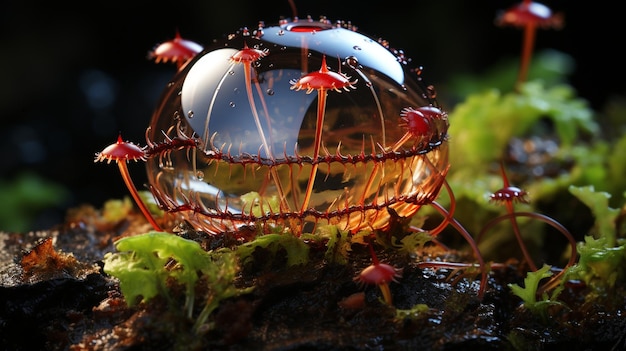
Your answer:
[146,17,449,235]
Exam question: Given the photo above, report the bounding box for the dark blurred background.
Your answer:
[1,0,623,232]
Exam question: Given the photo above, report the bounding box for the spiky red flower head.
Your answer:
[496,1,563,29]
[414,105,447,121]
[400,107,430,137]
[95,134,146,164]
[290,55,357,93]
[149,31,203,65]
[490,186,530,204]
[356,262,403,286]
[230,42,268,63]
[400,106,447,138]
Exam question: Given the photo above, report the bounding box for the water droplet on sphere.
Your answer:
[345,56,359,68]
[427,85,437,99]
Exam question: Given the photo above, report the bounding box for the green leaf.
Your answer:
[607,135,626,203]
[448,80,597,172]
[102,250,164,304]
[320,226,351,265]
[392,231,433,256]
[568,185,619,245]
[508,264,553,306]
[236,233,310,267]
[103,232,211,306]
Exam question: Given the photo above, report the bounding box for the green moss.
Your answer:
[317,225,352,265]
[395,304,431,321]
[448,81,597,173]
[236,233,310,268]
[566,186,626,296]
[392,231,433,256]
[103,232,210,307]
[101,197,133,223]
[103,231,251,333]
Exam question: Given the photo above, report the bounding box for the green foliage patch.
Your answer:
[103,232,251,333]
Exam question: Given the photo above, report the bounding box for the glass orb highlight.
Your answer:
[146,17,449,236]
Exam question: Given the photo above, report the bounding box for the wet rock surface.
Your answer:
[1,208,625,351]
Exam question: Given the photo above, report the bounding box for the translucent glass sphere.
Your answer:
[146,17,450,235]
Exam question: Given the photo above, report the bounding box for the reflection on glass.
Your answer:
[146,18,449,236]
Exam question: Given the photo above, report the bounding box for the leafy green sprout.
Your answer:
[509,185,626,310]
[508,264,567,323]
[103,232,252,334]
[435,56,622,297]
[566,186,626,294]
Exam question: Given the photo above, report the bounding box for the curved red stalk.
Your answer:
[517,0,536,88]
[480,211,577,295]
[300,87,327,213]
[291,55,356,213]
[368,243,380,265]
[378,283,393,307]
[427,201,488,298]
[426,178,456,237]
[493,163,537,271]
[230,44,292,221]
[496,1,563,90]
[517,21,537,87]
[96,135,163,231]
[117,161,163,231]
[368,244,393,305]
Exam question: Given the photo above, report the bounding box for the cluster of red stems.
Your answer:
[95,0,575,305]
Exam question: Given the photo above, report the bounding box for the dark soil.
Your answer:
[1,206,625,351]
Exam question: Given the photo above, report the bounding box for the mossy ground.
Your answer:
[1,206,625,351]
